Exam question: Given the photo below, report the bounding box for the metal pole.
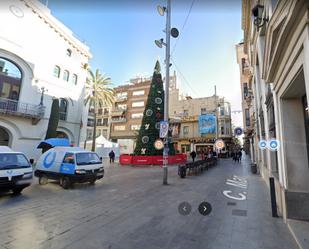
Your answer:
[163,0,171,185]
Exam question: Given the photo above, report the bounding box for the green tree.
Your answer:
[45,98,59,139]
[134,61,175,156]
[84,68,114,152]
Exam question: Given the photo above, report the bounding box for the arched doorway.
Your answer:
[0,126,11,146]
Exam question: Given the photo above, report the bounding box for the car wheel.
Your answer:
[61,177,71,189]
[39,175,48,185]
[12,187,23,195]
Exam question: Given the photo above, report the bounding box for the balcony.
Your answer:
[242,60,251,75]
[115,96,128,102]
[111,117,127,123]
[0,97,45,121]
[111,107,126,116]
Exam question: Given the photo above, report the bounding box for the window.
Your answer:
[132,113,143,119]
[53,65,60,78]
[76,153,100,165]
[201,108,207,115]
[104,108,109,115]
[63,153,75,164]
[131,124,141,130]
[132,101,144,108]
[59,98,68,121]
[183,126,189,135]
[0,154,30,169]
[243,83,248,99]
[102,129,108,137]
[98,108,103,115]
[220,107,225,116]
[97,119,102,126]
[86,129,93,139]
[116,92,128,98]
[97,129,102,136]
[72,74,77,85]
[63,70,69,81]
[66,49,72,57]
[245,109,250,127]
[102,118,108,126]
[221,126,224,135]
[114,125,126,131]
[132,90,145,96]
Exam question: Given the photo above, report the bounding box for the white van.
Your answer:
[0,146,33,194]
[34,147,104,189]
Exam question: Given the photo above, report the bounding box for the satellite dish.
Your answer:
[155,39,163,48]
[157,5,166,16]
[171,28,179,38]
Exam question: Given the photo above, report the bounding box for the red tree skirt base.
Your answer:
[119,154,187,166]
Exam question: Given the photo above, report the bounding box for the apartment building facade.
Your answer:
[241,0,309,224]
[109,77,151,153]
[169,87,233,156]
[236,42,255,157]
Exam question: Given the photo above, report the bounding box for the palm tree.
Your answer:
[84,68,114,151]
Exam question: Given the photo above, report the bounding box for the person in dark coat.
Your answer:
[190,150,197,162]
[109,150,115,164]
[238,150,242,161]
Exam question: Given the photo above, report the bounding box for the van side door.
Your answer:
[59,153,75,175]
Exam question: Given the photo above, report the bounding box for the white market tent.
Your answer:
[85,135,120,158]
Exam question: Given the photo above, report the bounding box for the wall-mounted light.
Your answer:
[252,4,269,30]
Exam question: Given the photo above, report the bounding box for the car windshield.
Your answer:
[76,153,101,165]
[0,153,31,169]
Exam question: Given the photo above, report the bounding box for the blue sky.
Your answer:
[46,0,243,126]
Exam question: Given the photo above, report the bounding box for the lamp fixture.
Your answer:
[157,5,166,16]
[252,4,269,30]
[154,38,166,48]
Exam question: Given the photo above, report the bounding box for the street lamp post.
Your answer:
[162,0,171,185]
[155,0,178,185]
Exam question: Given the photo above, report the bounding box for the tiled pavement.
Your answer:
[0,155,299,249]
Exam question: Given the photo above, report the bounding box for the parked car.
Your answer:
[0,146,33,195]
[35,147,104,189]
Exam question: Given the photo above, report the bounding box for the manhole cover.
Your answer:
[232,209,247,216]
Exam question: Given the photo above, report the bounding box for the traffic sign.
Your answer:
[160,121,169,138]
[215,139,225,149]
[268,139,280,151]
[234,127,243,136]
[259,140,267,150]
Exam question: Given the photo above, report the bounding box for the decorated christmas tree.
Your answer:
[134,61,175,156]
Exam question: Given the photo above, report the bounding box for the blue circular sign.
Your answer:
[268,139,279,151]
[43,151,56,168]
[259,140,267,150]
[234,127,243,136]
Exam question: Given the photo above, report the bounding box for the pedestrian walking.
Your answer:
[201,150,205,160]
[109,150,115,164]
[238,150,242,161]
[190,150,197,162]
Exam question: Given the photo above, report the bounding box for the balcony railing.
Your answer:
[115,96,128,102]
[111,117,127,123]
[111,107,127,116]
[0,98,45,119]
